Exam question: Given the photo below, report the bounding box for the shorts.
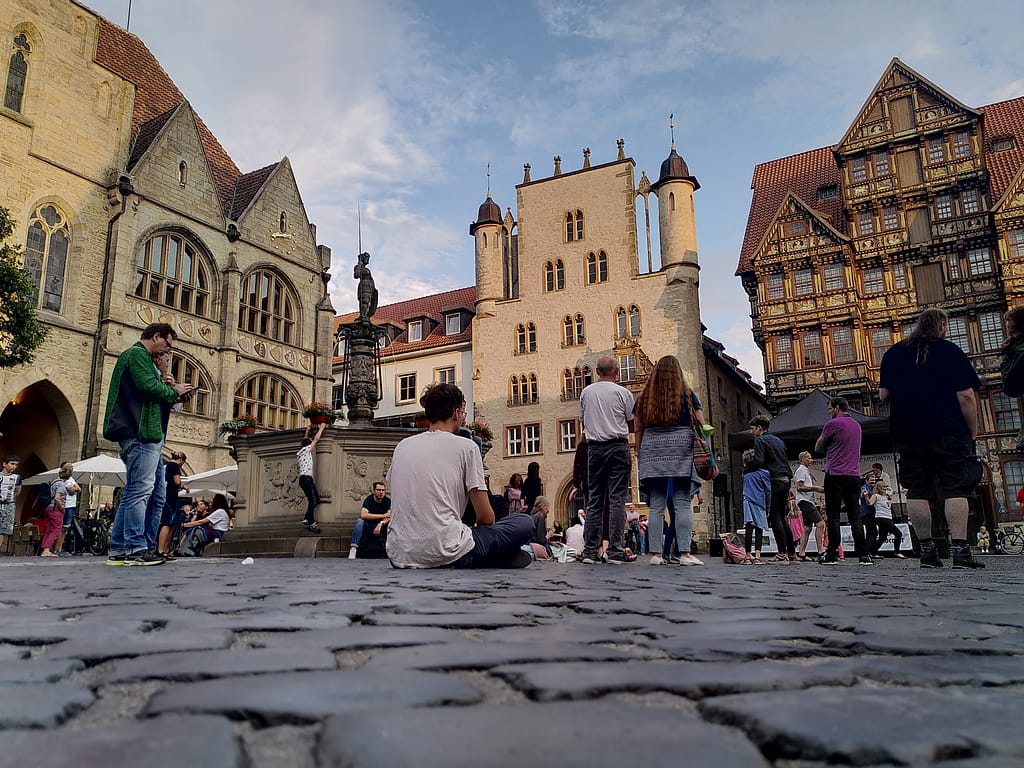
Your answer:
[160,500,183,527]
[0,502,14,535]
[896,435,981,502]
[62,505,76,527]
[798,500,822,526]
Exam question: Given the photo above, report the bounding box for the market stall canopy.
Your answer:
[23,454,127,487]
[728,389,891,456]
[181,464,237,491]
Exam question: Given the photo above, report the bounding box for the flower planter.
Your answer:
[238,425,257,435]
[309,414,331,425]
[414,416,430,429]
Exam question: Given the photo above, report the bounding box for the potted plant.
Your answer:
[218,415,258,436]
[412,411,430,429]
[302,401,338,425]
[467,421,493,442]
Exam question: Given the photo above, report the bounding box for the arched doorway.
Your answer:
[0,380,79,523]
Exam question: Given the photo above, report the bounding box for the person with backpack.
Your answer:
[40,465,71,558]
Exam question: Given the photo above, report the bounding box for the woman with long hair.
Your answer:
[635,355,716,566]
[504,473,525,515]
[522,461,543,513]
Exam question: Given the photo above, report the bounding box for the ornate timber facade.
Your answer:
[737,58,1024,518]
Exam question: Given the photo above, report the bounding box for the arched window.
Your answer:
[4,34,30,113]
[502,226,518,299]
[669,192,676,212]
[135,231,211,316]
[555,259,565,290]
[586,251,608,284]
[527,321,536,352]
[509,375,522,405]
[628,305,641,337]
[562,366,592,400]
[562,315,574,346]
[528,373,538,403]
[167,351,211,416]
[565,212,574,242]
[482,232,487,249]
[574,313,586,344]
[562,368,573,398]
[515,323,527,354]
[234,373,302,430]
[544,261,555,292]
[24,203,70,312]
[575,210,584,240]
[178,161,188,187]
[239,269,297,343]
[616,307,627,337]
[279,211,288,233]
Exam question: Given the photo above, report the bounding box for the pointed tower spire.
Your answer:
[669,113,676,151]
[486,163,491,197]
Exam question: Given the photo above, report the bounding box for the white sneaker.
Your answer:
[347,547,357,559]
[677,553,704,566]
[649,554,664,565]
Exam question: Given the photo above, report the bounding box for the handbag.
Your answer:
[691,405,716,481]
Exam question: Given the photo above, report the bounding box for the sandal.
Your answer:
[740,555,754,565]
[770,554,789,562]
[752,556,765,565]
[797,554,812,562]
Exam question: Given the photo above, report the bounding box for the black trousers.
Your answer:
[872,517,903,555]
[824,473,866,557]
[768,478,795,556]
[299,475,319,523]
[582,439,630,559]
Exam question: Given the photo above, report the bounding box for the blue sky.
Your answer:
[84,0,1024,386]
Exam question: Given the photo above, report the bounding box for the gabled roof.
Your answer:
[227,163,280,221]
[334,286,476,361]
[126,105,178,170]
[94,16,252,216]
[702,334,765,395]
[737,147,842,274]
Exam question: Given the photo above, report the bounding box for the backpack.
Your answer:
[721,532,749,564]
[36,480,53,511]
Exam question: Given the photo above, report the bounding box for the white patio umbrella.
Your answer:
[180,489,235,498]
[23,454,127,487]
[181,464,237,491]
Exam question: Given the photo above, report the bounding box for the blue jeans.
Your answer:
[647,478,692,558]
[110,439,165,555]
[350,518,365,548]
[453,514,534,568]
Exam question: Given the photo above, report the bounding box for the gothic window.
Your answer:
[967,247,992,276]
[565,213,574,242]
[823,263,844,291]
[832,326,854,363]
[527,321,536,352]
[575,210,584,240]
[234,373,302,430]
[616,307,627,338]
[24,204,70,313]
[574,313,586,345]
[3,34,29,113]
[870,327,892,364]
[862,267,884,294]
[528,373,538,403]
[774,336,793,370]
[850,156,867,182]
[628,305,640,337]
[238,268,296,343]
[882,205,899,230]
[544,260,565,292]
[515,322,535,353]
[794,268,814,296]
[515,324,527,354]
[509,375,525,405]
[502,226,518,299]
[563,316,574,347]
[279,211,288,233]
[178,161,188,187]
[167,351,211,416]
[802,330,823,367]
[555,259,565,289]
[766,273,784,300]
[586,251,608,284]
[545,261,555,292]
[135,231,211,317]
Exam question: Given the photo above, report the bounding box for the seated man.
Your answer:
[386,383,533,568]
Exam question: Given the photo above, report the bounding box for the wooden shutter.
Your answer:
[907,207,931,245]
[896,149,922,186]
[913,262,944,306]
[890,97,915,133]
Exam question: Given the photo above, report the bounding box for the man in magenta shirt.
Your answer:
[814,396,867,565]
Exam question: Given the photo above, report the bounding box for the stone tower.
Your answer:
[470,192,503,324]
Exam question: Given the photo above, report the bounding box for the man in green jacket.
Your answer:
[103,323,193,566]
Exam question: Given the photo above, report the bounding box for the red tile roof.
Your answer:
[94,17,244,215]
[737,95,1024,275]
[333,286,476,361]
[227,163,279,220]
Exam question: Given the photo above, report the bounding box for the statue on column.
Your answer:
[354,252,378,320]
[337,252,385,425]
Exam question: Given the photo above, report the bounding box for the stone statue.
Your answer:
[354,252,378,320]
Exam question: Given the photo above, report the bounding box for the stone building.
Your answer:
[469,138,722,543]
[0,0,333,517]
[332,287,476,427]
[737,58,1024,519]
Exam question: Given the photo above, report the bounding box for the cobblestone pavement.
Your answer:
[1,553,1023,767]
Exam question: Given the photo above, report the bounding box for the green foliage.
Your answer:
[0,207,48,367]
[218,416,258,436]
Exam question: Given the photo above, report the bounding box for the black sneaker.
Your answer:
[106,554,126,567]
[302,521,322,533]
[820,552,840,565]
[859,556,874,565]
[606,552,638,563]
[919,550,943,568]
[502,549,533,568]
[951,550,985,569]
[124,549,166,566]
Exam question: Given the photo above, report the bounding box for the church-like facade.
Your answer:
[0,1,334,516]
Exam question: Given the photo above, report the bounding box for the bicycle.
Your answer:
[999,527,1024,555]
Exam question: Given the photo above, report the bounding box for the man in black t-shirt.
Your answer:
[880,308,983,570]
[355,481,391,559]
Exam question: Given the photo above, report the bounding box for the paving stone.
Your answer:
[0,682,94,727]
[361,612,525,628]
[2,714,240,767]
[146,669,483,723]
[492,657,860,701]
[239,625,464,651]
[362,641,640,670]
[850,654,1024,686]
[0,643,30,660]
[42,626,234,662]
[319,701,770,767]
[0,658,83,683]
[480,622,628,645]
[698,686,1024,764]
[94,647,337,684]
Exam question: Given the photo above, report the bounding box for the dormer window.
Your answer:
[445,313,461,335]
[817,184,839,201]
[408,320,423,342]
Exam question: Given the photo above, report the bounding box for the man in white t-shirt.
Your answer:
[792,451,825,560]
[386,383,533,568]
[54,461,80,557]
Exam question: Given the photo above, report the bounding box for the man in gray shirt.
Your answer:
[579,355,636,564]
